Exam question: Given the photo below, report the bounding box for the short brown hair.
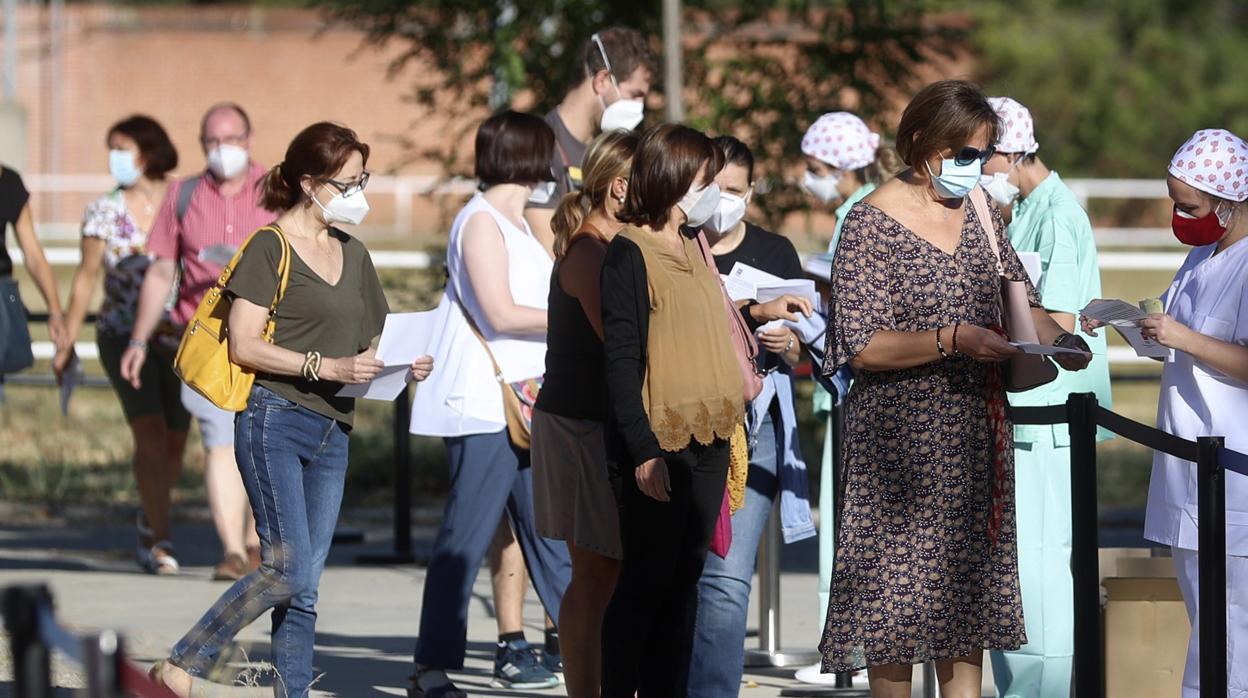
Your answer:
[260,122,370,211]
[577,27,658,88]
[896,80,1000,168]
[619,124,724,230]
[108,115,178,179]
[474,111,556,188]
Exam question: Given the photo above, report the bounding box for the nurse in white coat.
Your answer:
[1086,128,1248,698]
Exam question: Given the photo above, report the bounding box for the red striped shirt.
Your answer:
[147,162,276,324]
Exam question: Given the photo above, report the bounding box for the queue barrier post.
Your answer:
[82,630,122,698]
[357,382,417,565]
[1066,392,1104,698]
[2,584,53,698]
[1197,435,1227,698]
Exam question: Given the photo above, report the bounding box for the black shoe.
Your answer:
[407,673,468,698]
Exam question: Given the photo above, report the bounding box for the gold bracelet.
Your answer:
[302,351,322,382]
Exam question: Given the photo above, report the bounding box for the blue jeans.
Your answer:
[687,412,780,697]
[413,429,571,669]
[170,386,348,698]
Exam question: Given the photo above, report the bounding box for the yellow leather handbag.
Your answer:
[174,225,291,411]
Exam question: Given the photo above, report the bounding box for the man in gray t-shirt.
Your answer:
[524,27,657,255]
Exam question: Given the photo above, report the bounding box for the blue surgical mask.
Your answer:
[109,149,142,187]
[926,156,981,201]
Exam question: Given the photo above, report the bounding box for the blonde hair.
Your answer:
[857,142,904,186]
[552,130,640,259]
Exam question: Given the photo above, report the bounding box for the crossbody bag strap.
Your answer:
[968,186,1004,275]
[458,302,507,383]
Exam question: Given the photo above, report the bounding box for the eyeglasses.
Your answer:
[952,146,995,166]
[200,134,248,149]
[326,171,370,197]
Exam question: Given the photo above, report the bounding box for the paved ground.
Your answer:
[0,511,1027,697]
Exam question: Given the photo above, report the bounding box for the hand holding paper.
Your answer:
[1080,299,1168,358]
[337,312,438,401]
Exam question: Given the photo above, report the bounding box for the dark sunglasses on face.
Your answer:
[952,146,995,167]
[326,171,370,196]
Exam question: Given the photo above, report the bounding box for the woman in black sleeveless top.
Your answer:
[531,130,638,698]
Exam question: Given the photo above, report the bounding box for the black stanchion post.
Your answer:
[2,585,53,698]
[356,383,416,564]
[83,630,121,698]
[1066,392,1102,698]
[1197,435,1227,697]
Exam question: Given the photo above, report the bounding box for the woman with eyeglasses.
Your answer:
[149,122,432,698]
[816,80,1090,698]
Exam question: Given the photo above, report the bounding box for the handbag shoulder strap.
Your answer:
[968,186,1004,275]
[213,225,291,316]
[457,302,506,383]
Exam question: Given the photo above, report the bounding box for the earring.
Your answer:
[617,196,625,204]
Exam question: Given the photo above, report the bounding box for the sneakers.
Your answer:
[540,647,563,684]
[491,640,560,690]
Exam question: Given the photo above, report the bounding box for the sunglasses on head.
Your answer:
[952,146,995,166]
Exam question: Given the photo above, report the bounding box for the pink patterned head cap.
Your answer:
[800,112,881,171]
[987,97,1039,155]
[1168,129,1248,202]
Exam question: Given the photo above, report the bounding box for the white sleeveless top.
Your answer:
[410,193,553,437]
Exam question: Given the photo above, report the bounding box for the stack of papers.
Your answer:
[1010,342,1092,358]
[1081,299,1169,358]
[337,312,437,401]
[722,262,821,308]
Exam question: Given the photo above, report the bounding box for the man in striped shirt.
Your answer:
[121,102,275,582]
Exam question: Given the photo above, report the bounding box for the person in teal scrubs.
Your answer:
[982,96,1113,698]
[794,111,902,687]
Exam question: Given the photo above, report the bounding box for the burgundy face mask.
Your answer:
[1171,206,1226,246]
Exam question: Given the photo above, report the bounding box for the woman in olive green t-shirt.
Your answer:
[150,122,434,698]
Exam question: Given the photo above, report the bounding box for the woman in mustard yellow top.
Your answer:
[598,123,744,697]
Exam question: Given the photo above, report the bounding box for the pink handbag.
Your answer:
[693,231,764,404]
[709,488,733,558]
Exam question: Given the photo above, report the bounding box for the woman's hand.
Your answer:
[119,344,147,389]
[51,346,74,383]
[1079,315,1104,337]
[46,312,69,350]
[635,457,671,502]
[956,325,1022,363]
[749,294,814,323]
[1140,313,1196,352]
[324,348,384,384]
[409,355,434,383]
[757,326,795,354]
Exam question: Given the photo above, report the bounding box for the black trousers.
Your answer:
[602,438,730,698]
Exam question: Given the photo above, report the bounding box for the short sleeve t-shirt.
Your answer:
[528,109,589,210]
[225,226,390,427]
[0,167,32,277]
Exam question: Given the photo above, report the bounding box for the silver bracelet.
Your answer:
[128,338,148,352]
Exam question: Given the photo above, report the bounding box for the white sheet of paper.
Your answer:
[1081,299,1148,325]
[725,262,821,307]
[59,352,83,417]
[198,244,238,266]
[375,311,438,365]
[335,365,410,401]
[1110,323,1170,358]
[802,255,834,282]
[1018,252,1042,287]
[1010,342,1092,357]
[721,274,757,304]
[785,313,828,346]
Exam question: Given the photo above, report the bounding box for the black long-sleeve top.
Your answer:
[601,234,663,470]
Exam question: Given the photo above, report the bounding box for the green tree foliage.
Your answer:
[315,0,964,228]
[974,0,1248,179]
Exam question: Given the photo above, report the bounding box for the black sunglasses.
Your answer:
[326,171,370,196]
[952,146,995,167]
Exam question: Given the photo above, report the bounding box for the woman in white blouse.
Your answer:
[1085,128,1248,698]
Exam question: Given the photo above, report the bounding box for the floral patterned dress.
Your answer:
[83,190,178,346]
[819,199,1039,671]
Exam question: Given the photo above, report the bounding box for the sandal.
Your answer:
[148,659,193,698]
[211,553,247,581]
[137,541,180,576]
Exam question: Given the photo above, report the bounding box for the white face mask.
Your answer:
[313,186,371,226]
[980,172,1020,207]
[206,144,249,179]
[592,32,645,132]
[528,181,557,205]
[803,170,841,204]
[706,191,749,235]
[679,182,721,228]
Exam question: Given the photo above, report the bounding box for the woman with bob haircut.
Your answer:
[409,110,572,697]
[150,121,431,697]
[816,80,1090,698]
[55,115,190,576]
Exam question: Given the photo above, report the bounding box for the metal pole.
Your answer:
[355,383,415,565]
[1066,392,1103,698]
[2,585,53,698]
[1196,436,1227,697]
[757,506,781,656]
[921,662,936,698]
[661,0,683,122]
[2,0,16,102]
[83,630,121,698]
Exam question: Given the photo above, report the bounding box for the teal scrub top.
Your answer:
[827,182,876,255]
[1005,171,1113,445]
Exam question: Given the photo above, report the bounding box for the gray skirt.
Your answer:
[530,408,622,560]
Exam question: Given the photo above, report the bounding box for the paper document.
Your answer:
[786,313,828,346]
[198,244,239,266]
[723,262,821,308]
[1110,323,1170,359]
[59,352,84,417]
[1080,299,1168,358]
[336,311,438,401]
[1010,342,1091,357]
[802,254,834,282]
[1017,252,1042,287]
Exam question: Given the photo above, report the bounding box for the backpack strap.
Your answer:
[176,175,202,223]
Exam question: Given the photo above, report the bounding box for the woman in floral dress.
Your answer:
[819,80,1091,698]
[55,115,190,574]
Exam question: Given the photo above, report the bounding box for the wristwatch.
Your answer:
[1053,332,1090,353]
